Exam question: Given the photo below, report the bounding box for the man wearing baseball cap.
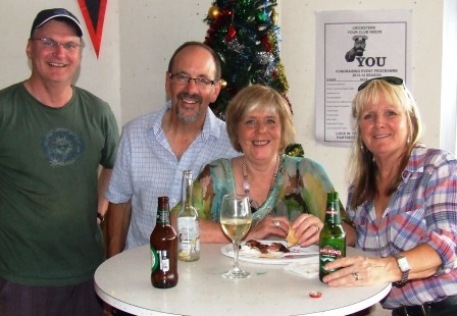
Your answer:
[30,7,84,37]
[0,8,119,315]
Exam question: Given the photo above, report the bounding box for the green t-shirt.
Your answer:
[0,82,119,286]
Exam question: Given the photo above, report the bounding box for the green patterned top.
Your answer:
[181,154,345,226]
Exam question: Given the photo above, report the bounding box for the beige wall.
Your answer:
[1,0,455,203]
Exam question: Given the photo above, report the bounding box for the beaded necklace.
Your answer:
[242,155,280,212]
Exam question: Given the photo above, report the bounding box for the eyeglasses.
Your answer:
[357,76,404,91]
[31,37,82,52]
[168,72,215,88]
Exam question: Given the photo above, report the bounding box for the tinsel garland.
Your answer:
[204,0,290,119]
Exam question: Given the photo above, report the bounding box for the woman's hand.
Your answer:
[291,214,324,247]
[322,244,443,286]
[321,256,394,287]
[247,216,289,240]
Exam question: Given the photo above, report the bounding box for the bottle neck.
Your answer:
[156,196,170,224]
[157,208,170,224]
[182,172,193,207]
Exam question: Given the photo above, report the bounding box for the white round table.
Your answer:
[95,244,391,316]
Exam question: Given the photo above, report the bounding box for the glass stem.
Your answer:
[233,241,240,270]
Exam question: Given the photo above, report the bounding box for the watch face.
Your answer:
[394,254,410,286]
[397,256,411,272]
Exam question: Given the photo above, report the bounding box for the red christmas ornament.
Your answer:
[223,9,233,18]
[262,35,272,52]
[226,25,237,41]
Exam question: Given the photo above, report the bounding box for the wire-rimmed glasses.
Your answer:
[168,72,216,88]
[31,37,82,52]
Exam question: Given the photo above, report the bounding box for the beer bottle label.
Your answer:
[151,248,170,272]
[319,246,344,273]
[158,250,170,272]
[320,247,343,257]
[156,210,168,224]
[150,247,159,271]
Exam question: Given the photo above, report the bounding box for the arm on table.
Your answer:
[199,219,231,243]
[323,240,444,286]
[395,244,442,281]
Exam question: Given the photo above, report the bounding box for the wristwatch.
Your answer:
[393,254,410,287]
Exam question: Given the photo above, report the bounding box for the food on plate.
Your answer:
[234,239,318,260]
[286,228,299,246]
[243,239,290,257]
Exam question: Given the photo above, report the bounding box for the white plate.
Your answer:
[220,240,319,265]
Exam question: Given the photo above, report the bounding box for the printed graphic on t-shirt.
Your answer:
[42,128,84,167]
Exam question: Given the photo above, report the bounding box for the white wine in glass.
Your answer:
[220,194,252,279]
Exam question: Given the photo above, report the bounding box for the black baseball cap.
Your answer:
[30,8,83,37]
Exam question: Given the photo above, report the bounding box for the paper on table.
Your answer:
[284,256,319,278]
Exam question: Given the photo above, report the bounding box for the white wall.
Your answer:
[441,0,457,152]
[118,0,213,123]
[0,0,121,123]
[1,0,455,204]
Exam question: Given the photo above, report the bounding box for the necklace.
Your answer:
[242,155,281,211]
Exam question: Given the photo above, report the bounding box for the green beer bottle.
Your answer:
[319,191,346,282]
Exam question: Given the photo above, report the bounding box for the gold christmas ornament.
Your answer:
[208,5,220,20]
[220,79,228,87]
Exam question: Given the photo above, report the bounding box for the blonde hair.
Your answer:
[349,79,422,208]
[225,84,295,152]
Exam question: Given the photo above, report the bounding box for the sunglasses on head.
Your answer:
[357,76,404,91]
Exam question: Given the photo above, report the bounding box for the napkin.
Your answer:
[284,256,319,278]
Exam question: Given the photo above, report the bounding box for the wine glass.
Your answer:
[220,194,252,279]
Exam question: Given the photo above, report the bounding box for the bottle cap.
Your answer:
[158,196,169,209]
[327,191,338,201]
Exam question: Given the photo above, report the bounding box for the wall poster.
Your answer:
[315,10,412,146]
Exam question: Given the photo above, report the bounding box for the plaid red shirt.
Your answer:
[347,144,457,309]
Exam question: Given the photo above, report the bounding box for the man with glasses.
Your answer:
[105,42,239,260]
[0,8,119,315]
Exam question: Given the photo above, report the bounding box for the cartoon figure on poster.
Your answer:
[345,35,368,62]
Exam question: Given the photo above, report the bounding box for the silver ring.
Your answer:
[274,220,280,228]
[352,272,360,281]
[314,225,320,233]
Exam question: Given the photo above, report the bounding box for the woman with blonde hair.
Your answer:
[322,77,457,316]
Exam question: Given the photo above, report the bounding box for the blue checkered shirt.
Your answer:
[106,103,239,249]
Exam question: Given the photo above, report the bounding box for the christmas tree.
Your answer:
[203,0,290,120]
